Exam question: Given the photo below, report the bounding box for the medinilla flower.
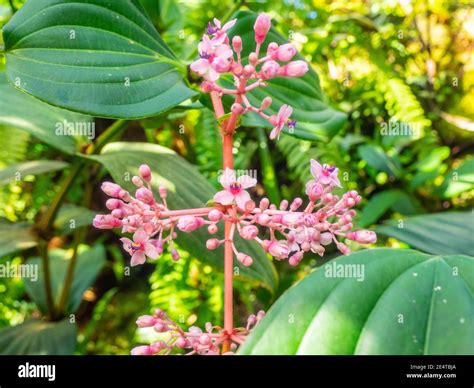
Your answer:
[214,168,257,209]
[191,36,233,81]
[120,229,159,266]
[269,105,294,140]
[310,159,342,188]
[207,18,236,41]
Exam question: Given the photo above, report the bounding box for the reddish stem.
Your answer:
[210,91,235,353]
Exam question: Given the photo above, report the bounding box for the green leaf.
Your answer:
[358,144,401,178]
[358,189,421,227]
[240,249,474,355]
[377,212,472,255]
[0,319,76,355]
[435,157,474,198]
[0,218,37,258]
[3,0,196,118]
[89,142,278,292]
[0,160,68,187]
[25,244,106,314]
[53,204,96,235]
[221,10,347,142]
[0,72,91,154]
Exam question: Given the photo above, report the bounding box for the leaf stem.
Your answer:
[38,240,57,320]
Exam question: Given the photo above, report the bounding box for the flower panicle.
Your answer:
[190,13,308,140]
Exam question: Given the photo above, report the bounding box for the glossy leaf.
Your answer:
[219,10,347,142]
[435,157,474,198]
[0,160,68,187]
[377,212,472,255]
[53,204,96,235]
[0,218,37,258]
[0,319,76,355]
[358,144,401,178]
[0,72,91,154]
[240,249,474,355]
[3,0,196,118]
[89,142,278,291]
[24,244,106,314]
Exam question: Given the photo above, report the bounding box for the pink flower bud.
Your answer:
[276,43,297,61]
[254,213,270,226]
[281,60,308,77]
[337,242,351,255]
[266,42,279,57]
[171,249,180,261]
[136,187,154,204]
[177,215,204,232]
[159,185,167,199]
[101,182,122,197]
[208,224,218,234]
[237,252,253,266]
[259,197,270,210]
[264,240,290,260]
[199,334,211,345]
[132,176,143,187]
[306,181,323,201]
[288,251,304,266]
[310,243,325,256]
[260,60,280,80]
[208,209,222,222]
[154,308,165,318]
[254,13,271,44]
[93,214,122,229]
[243,64,255,77]
[260,96,272,110]
[154,322,167,333]
[231,103,244,115]
[232,36,242,53]
[249,52,258,66]
[346,230,377,244]
[139,164,152,182]
[279,200,289,210]
[111,209,125,218]
[240,225,259,240]
[136,315,157,328]
[206,238,220,250]
[320,232,333,246]
[175,337,188,349]
[105,199,122,210]
[245,200,256,212]
[131,345,154,356]
[322,193,333,204]
[231,63,243,76]
[290,197,303,211]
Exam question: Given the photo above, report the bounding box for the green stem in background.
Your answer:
[87,119,128,155]
[38,240,57,320]
[256,127,281,204]
[8,0,16,13]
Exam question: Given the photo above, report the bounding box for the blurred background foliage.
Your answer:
[0,0,472,354]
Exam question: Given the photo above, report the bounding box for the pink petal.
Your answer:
[190,59,210,75]
[235,190,251,209]
[270,127,281,140]
[213,18,222,29]
[207,67,220,81]
[144,243,159,259]
[214,44,233,59]
[310,159,323,179]
[210,34,226,46]
[131,252,146,266]
[222,19,237,31]
[120,237,133,254]
[133,229,148,244]
[214,189,234,205]
[238,175,257,189]
[219,168,235,188]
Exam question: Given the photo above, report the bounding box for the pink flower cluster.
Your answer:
[190,13,309,139]
[93,160,376,268]
[131,309,265,355]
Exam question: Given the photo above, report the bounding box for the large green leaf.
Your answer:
[216,10,347,142]
[0,72,91,154]
[377,212,472,255]
[358,144,401,178]
[2,0,196,118]
[24,244,106,314]
[0,218,37,258]
[0,318,76,355]
[89,142,278,291]
[53,204,96,235]
[0,160,68,186]
[240,249,474,355]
